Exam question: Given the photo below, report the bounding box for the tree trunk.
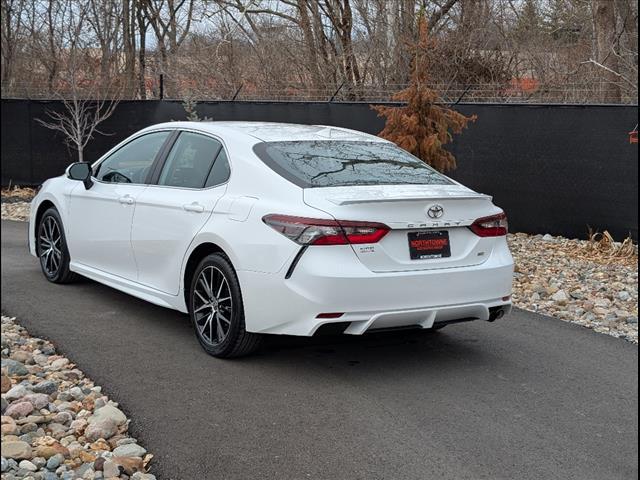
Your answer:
[123,0,136,97]
[341,0,361,97]
[136,0,147,100]
[298,1,323,91]
[614,0,638,99]
[46,0,58,95]
[1,0,16,86]
[592,0,622,102]
[390,0,416,86]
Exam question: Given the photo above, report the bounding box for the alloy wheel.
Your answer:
[39,216,63,277]
[192,266,233,346]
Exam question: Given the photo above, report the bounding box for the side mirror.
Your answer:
[66,162,94,190]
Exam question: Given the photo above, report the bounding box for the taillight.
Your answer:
[469,212,508,237]
[263,214,390,246]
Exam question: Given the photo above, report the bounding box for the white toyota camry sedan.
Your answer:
[29,122,513,357]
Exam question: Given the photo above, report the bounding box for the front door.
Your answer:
[66,130,172,280]
[131,131,231,295]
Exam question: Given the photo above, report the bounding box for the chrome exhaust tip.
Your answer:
[488,307,506,322]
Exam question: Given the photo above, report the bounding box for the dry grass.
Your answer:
[1,185,36,201]
[564,229,638,267]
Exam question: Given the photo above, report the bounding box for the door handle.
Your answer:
[183,202,205,213]
[119,195,135,205]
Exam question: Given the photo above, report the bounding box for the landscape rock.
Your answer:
[50,358,70,370]
[1,359,29,376]
[131,473,157,480]
[45,453,65,470]
[18,459,37,471]
[0,316,154,479]
[32,381,57,395]
[551,290,569,304]
[22,393,51,410]
[88,404,127,427]
[102,459,120,478]
[1,440,32,459]
[84,418,118,442]
[618,291,631,301]
[34,443,70,459]
[11,351,33,364]
[5,401,34,418]
[1,375,11,393]
[112,443,147,458]
[32,456,47,469]
[4,384,30,402]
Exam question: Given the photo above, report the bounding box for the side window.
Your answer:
[158,132,222,188]
[205,149,231,188]
[95,131,170,184]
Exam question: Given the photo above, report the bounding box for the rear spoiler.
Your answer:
[327,194,492,206]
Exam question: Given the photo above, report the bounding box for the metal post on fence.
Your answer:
[451,85,472,106]
[159,74,164,100]
[231,84,243,101]
[27,99,34,185]
[328,82,344,103]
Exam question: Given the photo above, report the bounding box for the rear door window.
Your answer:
[204,148,231,187]
[253,140,452,188]
[158,132,222,188]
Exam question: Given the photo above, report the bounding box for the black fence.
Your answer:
[1,99,637,239]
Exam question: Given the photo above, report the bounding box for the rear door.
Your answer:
[131,131,231,295]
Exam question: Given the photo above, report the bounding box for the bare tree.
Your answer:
[36,84,120,163]
[36,21,121,163]
[86,0,123,89]
[0,0,26,88]
[0,0,637,103]
[142,0,197,98]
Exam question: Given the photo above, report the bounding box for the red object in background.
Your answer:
[630,125,638,144]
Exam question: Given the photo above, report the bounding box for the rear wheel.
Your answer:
[189,253,262,357]
[37,208,78,284]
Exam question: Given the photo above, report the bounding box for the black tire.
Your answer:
[189,253,262,358]
[36,207,78,284]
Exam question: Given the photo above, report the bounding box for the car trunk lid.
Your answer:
[304,184,502,272]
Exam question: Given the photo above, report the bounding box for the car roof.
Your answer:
[145,121,388,143]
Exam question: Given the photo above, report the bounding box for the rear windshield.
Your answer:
[253,140,453,188]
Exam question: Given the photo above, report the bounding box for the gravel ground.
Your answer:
[1,197,637,344]
[509,232,638,344]
[1,202,30,223]
[1,316,156,480]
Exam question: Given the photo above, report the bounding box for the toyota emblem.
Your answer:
[427,204,444,219]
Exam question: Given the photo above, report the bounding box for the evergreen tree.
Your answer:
[372,15,476,172]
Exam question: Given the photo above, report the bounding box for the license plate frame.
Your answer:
[408,230,451,260]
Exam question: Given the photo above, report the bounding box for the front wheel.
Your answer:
[37,207,78,284]
[189,253,262,358]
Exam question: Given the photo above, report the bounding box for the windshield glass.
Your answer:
[253,140,453,188]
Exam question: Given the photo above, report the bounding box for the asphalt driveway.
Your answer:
[1,220,637,480]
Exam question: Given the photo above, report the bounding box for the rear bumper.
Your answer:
[238,244,514,336]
